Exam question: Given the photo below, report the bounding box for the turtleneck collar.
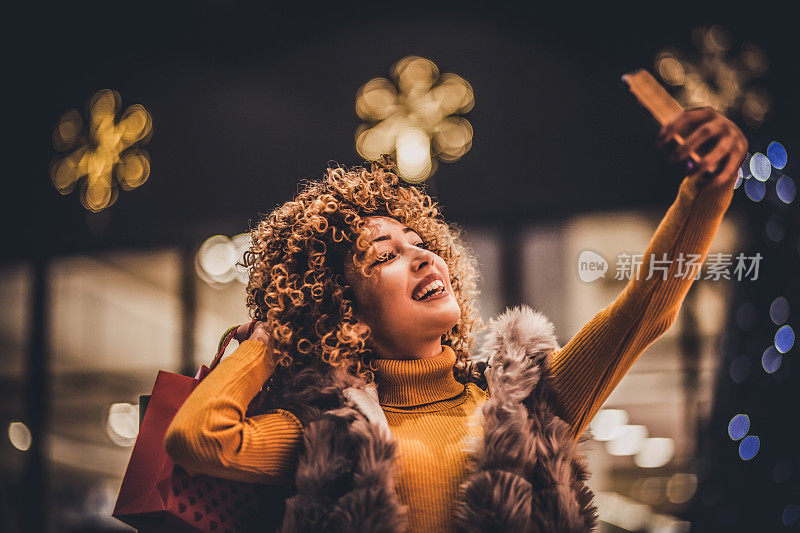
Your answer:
[372,345,465,407]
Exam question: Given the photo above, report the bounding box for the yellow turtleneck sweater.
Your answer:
[165,172,735,531]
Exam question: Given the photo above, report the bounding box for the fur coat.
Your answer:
[276,306,598,532]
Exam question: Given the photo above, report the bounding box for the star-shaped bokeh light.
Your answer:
[51,89,152,212]
[355,56,474,183]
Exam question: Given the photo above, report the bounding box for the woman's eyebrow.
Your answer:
[369,228,418,244]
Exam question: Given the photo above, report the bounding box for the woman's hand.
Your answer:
[234,321,272,347]
[656,107,748,188]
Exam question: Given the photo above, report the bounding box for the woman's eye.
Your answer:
[414,241,429,249]
[373,251,396,265]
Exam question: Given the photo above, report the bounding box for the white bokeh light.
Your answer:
[8,421,32,451]
[105,403,139,447]
[590,409,629,441]
[606,424,649,456]
[634,437,676,468]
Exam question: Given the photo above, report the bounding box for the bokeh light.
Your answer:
[762,345,783,373]
[728,413,750,440]
[749,152,771,181]
[51,89,152,212]
[776,175,796,204]
[736,302,756,331]
[769,296,789,325]
[590,409,628,441]
[734,167,744,189]
[196,233,251,286]
[738,435,760,460]
[774,325,794,353]
[105,403,138,447]
[744,178,766,202]
[634,437,675,468]
[765,214,785,243]
[355,56,474,183]
[8,421,32,451]
[783,505,800,526]
[666,473,697,504]
[606,424,648,456]
[654,27,770,127]
[766,141,787,169]
[729,355,751,383]
[631,477,665,505]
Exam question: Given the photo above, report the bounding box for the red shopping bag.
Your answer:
[113,327,290,532]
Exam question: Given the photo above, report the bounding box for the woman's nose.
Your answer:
[410,248,434,272]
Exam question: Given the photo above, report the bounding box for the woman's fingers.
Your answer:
[657,107,715,146]
[672,120,726,163]
[688,136,733,177]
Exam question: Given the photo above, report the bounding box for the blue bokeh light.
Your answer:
[736,302,756,331]
[762,346,783,373]
[775,325,795,353]
[741,157,752,178]
[767,141,787,169]
[769,296,790,325]
[739,435,760,460]
[776,175,796,204]
[765,215,785,243]
[750,153,771,181]
[744,178,766,201]
[783,504,800,526]
[728,413,750,440]
[729,355,751,383]
[734,168,743,189]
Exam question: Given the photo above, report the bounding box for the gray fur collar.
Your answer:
[279,306,598,532]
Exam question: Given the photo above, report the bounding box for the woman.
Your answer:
[165,107,747,532]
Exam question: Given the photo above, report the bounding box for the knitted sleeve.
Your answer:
[164,340,304,485]
[546,172,736,439]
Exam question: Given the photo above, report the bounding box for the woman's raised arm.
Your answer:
[164,332,303,486]
[545,108,747,439]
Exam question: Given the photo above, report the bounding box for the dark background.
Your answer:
[5,0,798,261]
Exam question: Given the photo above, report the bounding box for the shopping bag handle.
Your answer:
[210,320,258,371]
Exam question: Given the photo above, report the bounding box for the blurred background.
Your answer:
[2,1,798,531]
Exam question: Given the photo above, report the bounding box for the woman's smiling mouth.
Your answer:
[412,274,448,301]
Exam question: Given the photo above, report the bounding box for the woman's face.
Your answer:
[346,216,461,359]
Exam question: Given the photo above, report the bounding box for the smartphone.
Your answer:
[622,69,702,167]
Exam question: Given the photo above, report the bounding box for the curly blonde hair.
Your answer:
[243,158,481,385]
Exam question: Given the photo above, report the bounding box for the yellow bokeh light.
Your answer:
[51,89,152,212]
[655,26,770,127]
[355,56,474,183]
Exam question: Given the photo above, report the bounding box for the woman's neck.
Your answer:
[371,337,444,360]
[372,345,464,407]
